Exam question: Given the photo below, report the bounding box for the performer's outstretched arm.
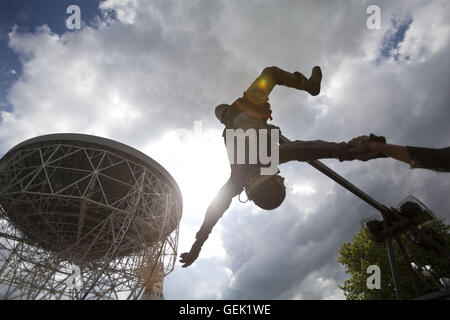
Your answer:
[350,135,450,171]
[180,177,242,268]
[279,140,354,163]
[278,134,387,164]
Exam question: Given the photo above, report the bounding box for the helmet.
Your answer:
[215,104,231,124]
[245,174,286,210]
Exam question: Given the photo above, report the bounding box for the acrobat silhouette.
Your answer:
[180,66,384,267]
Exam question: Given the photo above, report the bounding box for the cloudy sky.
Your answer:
[0,0,449,299]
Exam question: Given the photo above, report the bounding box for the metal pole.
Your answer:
[386,238,404,300]
[308,160,391,214]
[394,236,423,296]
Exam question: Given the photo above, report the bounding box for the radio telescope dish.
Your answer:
[0,133,182,299]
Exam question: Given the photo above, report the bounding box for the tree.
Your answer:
[338,218,450,300]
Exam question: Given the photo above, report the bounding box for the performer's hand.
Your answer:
[179,242,202,268]
[348,135,367,153]
[348,134,387,161]
[348,134,386,152]
[351,150,387,161]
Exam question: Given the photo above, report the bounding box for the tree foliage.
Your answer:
[338,219,450,300]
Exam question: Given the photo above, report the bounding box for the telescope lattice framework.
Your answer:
[0,134,182,299]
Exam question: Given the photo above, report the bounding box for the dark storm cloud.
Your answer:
[209,1,450,300]
[218,162,380,299]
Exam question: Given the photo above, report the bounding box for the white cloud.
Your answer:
[294,270,346,300]
[100,0,138,25]
[396,2,450,63]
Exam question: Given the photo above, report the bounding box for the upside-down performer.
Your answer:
[180,66,384,267]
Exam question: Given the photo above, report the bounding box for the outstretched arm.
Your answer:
[279,139,355,163]
[363,140,450,171]
[366,141,411,164]
[180,177,242,268]
[348,135,410,163]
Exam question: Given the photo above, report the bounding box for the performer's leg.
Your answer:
[279,140,352,164]
[245,66,322,105]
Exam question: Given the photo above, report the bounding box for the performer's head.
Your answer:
[245,173,286,210]
[215,104,230,124]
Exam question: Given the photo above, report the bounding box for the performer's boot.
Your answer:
[294,66,322,96]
